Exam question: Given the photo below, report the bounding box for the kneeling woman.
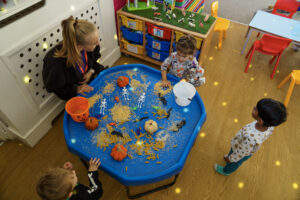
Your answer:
[43,16,105,100]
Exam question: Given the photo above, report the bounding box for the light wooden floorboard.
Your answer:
[0,21,299,200]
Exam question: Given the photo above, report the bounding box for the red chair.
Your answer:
[245,34,291,79]
[273,0,300,18]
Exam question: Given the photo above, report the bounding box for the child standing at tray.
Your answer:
[214,98,287,176]
[161,35,205,87]
[36,158,103,200]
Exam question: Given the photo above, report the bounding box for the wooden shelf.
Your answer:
[117,7,216,66]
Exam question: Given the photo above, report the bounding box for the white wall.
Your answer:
[0,0,120,146]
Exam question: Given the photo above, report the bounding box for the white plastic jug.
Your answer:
[173,81,196,106]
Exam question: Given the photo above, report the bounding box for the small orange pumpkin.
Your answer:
[84,117,99,130]
[111,144,127,161]
[117,76,129,88]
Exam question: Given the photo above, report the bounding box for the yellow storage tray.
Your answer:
[120,15,143,31]
[174,31,203,49]
[122,39,144,55]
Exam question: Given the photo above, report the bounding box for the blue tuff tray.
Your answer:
[63,64,206,186]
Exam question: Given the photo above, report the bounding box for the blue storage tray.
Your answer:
[146,46,170,62]
[173,42,201,60]
[120,26,143,44]
[146,34,170,52]
[63,64,206,186]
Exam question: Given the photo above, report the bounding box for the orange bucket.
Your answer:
[65,96,90,122]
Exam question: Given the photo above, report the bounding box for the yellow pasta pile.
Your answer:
[103,82,115,94]
[88,93,102,108]
[110,103,131,123]
[154,82,172,96]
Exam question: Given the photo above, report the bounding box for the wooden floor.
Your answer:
[1,21,300,200]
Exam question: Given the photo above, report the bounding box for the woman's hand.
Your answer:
[79,71,93,84]
[161,80,171,88]
[88,158,101,172]
[77,84,94,96]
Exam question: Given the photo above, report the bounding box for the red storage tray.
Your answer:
[146,22,172,40]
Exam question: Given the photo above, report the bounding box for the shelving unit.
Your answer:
[117,6,215,66]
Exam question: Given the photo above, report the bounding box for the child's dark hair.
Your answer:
[176,35,197,55]
[257,98,287,127]
[36,168,74,200]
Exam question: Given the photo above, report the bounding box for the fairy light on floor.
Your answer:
[292,182,298,190]
[123,62,128,65]
[114,34,118,40]
[276,70,280,74]
[175,187,181,194]
[222,102,227,106]
[249,64,252,68]
[71,138,76,144]
[42,42,48,49]
[264,92,268,97]
[234,118,238,123]
[275,160,281,166]
[250,77,255,81]
[213,81,219,86]
[97,59,101,63]
[199,132,206,138]
[183,108,189,113]
[238,182,244,189]
[23,75,30,84]
[209,56,213,61]
[70,5,75,11]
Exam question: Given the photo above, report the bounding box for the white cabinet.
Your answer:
[0,0,120,147]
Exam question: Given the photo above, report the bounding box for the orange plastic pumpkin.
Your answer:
[111,144,127,161]
[84,117,99,130]
[117,76,129,88]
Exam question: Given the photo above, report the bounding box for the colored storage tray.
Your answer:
[146,34,170,52]
[146,46,169,62]
[146,22,172,40]
[120,15,143,31]
[174,31,203,49]
[63,64,206,186]
[122,39,144,55]
[173,42,201,60]
[120,26,143,44]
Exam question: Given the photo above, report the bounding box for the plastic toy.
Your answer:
[181,8,186,16]
[122,87,130,101]
[111,144,127,161]
[154,12,161,16]
[154,17,162,21]
[188,22,195,27]
[100,98,107,115]
[178,18,184,23]
[137,92,146,108]
[172,13,176,18]
[166,14,171,20]
[144,120,158,134]
[85,117,99,130]
[204,14,209,22]
[199,22,204,28]
[115,96,120,102]
[109,122,117,126]
[127,0,156,11]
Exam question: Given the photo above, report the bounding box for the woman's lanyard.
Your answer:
[76,51,88,75]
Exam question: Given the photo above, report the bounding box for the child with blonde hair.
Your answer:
[161,35,205,87]
[36,158,102,200]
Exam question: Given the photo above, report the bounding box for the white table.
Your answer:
[241,10,300,54]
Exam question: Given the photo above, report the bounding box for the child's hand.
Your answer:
[161,80,171,88]
[77,84,94,96]
[63,162,73,170]
[88,158,101,172]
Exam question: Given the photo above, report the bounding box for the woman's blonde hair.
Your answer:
[54,16,97,67]
[36,168,74,200]
[176,35,197,55]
